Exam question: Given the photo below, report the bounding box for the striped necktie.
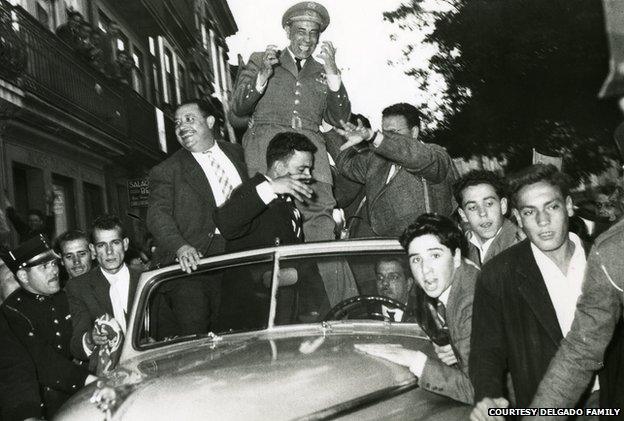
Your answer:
[278,194,303,240]
[205,150,234,199]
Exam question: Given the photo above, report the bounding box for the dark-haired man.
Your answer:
[66,215,140,362]
[56,229,93,279]
[1,235,95,417]
[374,257,415,321]
[453,170,524,266]
[359,213,477,404]
[231,2,350,245]
[469,164,595,420]
[334,103,458,237]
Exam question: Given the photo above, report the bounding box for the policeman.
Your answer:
[1,235,96,418]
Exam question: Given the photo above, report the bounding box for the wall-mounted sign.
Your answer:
[128,178,149,208]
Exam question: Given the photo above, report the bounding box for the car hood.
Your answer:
[55,324,431,421]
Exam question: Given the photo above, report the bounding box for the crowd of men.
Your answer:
[1,1,624,420]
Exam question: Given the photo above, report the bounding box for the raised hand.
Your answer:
[336,119,374,151]
[316,41,339,75]
[257,44,280,86]
[176,244,203,274]
[269,174,314,203]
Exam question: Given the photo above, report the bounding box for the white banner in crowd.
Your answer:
[532,148,563,170]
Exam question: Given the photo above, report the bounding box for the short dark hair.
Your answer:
[375,257,410,276]
[55,229,89,252]
[91,214,125,242]
[400,213,465,255]
[176,99,212,118]
[507,164,571,209]
[453,170,507,206]
[266,132,317,168]
[349,113,372,129]
[382,103,422,130]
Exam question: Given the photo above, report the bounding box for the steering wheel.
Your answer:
[323,295,407,321]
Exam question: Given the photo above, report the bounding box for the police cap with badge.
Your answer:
[282,1,330,32]
[4,234,58,276]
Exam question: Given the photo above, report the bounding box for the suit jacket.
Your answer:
[465,218,525,266]
[232,49,350,184]
[417,261,478,404]
[469,239,588,408]
[1,289,88,418]
[65,266,140,360]
[147,141,247,266]
[214,173,303,252]
[330,132,458,237]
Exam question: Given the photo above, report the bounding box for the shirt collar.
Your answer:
[286,47,307,65]
[438,286,451,306]
[192,141,221,157]
[100,264,130,285]
[530,232,585,277]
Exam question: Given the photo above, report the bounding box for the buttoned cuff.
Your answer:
[409,354,428,378]
[326,74,341,92]
[255,75,267,93]
[82,333,93,358]
[256,180,276,205]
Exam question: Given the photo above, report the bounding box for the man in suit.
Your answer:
[231,1,350,244]
[66,215,140,362]
[1,235,95,418]
[359,214,478,404]
[55,229,94,280]
[374,257,415,322]
[453,170,524,266]
[147,100,247,336]
[469,164,595,420]
[333,103,458,237]
[214,132,327,324]
[147,99,247,269]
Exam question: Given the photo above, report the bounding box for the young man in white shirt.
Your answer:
[65,215,140,363]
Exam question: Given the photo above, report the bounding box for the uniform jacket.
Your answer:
[65,267,140,360]
[213,173,303,252]
[465,218,525,266]
[0,311,42,421]
[469,239,589,408]
[331,132,458,237]
[418,261,478,404]
[1,289,88,417]
[232,49,350,184]
[146,141,247,266]
[530,220,624,419]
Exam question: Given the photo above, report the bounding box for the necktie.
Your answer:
[206,151,234,199]
[387,310,396,322]
[278,194,303,240]
[436,300,447,327]
[295,57,302,72]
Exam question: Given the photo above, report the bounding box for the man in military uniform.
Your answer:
[232,1,350,244]
[1,235,96,418]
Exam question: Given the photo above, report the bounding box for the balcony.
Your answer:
[0,0,174,164]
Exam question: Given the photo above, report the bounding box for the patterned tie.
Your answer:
[436,300,447,327]
[279,194,303,240]
[206,150,234,199]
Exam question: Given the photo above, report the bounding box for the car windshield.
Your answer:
[136,247,411,348]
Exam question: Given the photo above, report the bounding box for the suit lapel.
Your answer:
[219,141,246,181]
[367,160,395,211]
[280,49,298,78]
[127,269,140,312]
[484,219,515,262]
[92,269,114,316]
[515,241,562,345]
[180,149,216,209]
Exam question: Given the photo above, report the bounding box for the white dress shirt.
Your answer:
[191,143,242,208]
[468,227,501,264]
[101,265,131,333]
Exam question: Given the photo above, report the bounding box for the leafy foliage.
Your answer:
[384,0,620,179]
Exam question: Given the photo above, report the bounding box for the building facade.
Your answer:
[0,0,237,248]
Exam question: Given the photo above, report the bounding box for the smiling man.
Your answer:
[453,170,524,266]
[65,215,140,362]
[56,229,94,279]
[232,1,350,246]
[469,164,596,421]
[359,214,477,403]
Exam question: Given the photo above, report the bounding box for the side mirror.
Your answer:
[262,267,299,288]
